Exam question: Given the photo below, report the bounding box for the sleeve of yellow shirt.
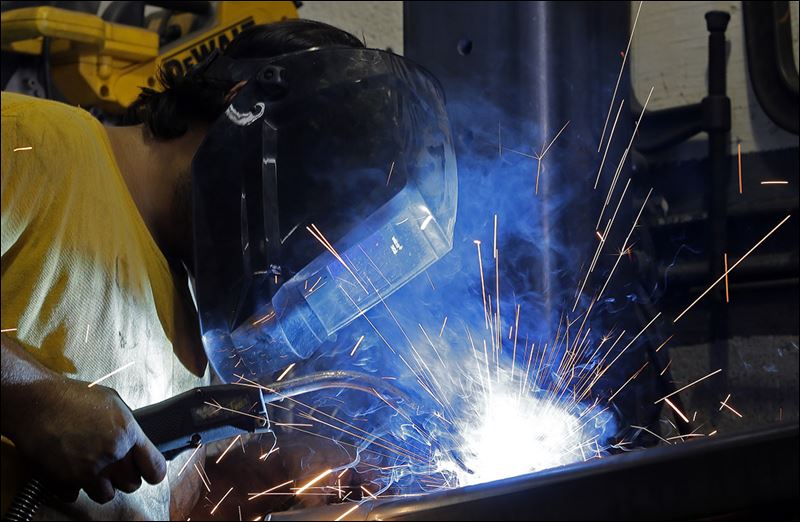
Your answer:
[1,92,208,520]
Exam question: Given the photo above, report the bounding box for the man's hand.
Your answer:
[1,334,166,504]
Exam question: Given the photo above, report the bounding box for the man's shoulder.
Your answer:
[2,92,89,118]
[2,93,100,142]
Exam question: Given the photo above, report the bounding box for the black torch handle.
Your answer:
[134,384,269,460]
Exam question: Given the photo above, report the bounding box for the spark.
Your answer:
[631,424,671,445]
[709,430,718,436]
[594,99,625,189]
[203,400,267,423]
[474,240,489,328]
[215,435,241,464]
[724,253,730,303]
[281,223,300,244]
[439,316,448,337]
[760,180,788,185]
[258,447,280,461]
[655,335,674,353]
[276,363,295,382]
[674,215,791,322]
[295,469,333,495]
[1,328,17,333]
[334,504,361,521]
[361,485,377,499]
[659,359,673,376]
[737,143,743,194]
[598,0,643,152]
[719,394,743,418]
[306,224,367,293]
[13,146,33,151]
[386,160,395,185]
[350,335,365,356]
[194,463,211,492]
[87,361,135,387]
[663,397,690,423]
[655,368,723,404]
[608,361,649,402]
[535,120,570,194]
[84,324,90,343]
[210,487,234,515]
[248,480,293,500]
[177,444,203,476]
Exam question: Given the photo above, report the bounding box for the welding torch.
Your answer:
[3,370,450,522]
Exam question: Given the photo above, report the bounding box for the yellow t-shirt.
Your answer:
[1,92,208,520]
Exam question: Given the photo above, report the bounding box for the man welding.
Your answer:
[2,16,456,521]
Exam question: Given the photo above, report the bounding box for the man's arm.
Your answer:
[1,333,167,504]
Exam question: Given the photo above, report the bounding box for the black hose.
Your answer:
[3,478,44,522]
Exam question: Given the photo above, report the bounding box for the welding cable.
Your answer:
[3,370,464,521]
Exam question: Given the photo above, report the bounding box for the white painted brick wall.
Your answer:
[299,1,404,54]
[301,1,799,156]
[631,1,799,157]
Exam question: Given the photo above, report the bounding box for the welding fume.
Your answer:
[3,1,798,521]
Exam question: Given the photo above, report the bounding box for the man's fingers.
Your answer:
[84,477,115,504]
[131,429,166,485]
[105,452,143,494]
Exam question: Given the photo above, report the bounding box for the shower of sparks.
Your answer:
[13,146,33,151]
[673,215,792,322]
[87,361,135,387]
[211,487,235,515]
[276,363,296,382]
[202,13,793,518]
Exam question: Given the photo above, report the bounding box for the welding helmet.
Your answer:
[191,46,458,384]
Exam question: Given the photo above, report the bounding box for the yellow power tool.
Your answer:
[1,1,298,114]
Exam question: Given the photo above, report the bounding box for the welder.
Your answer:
[1,16,456,521]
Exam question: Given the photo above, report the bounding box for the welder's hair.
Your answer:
[128,19,365,140]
